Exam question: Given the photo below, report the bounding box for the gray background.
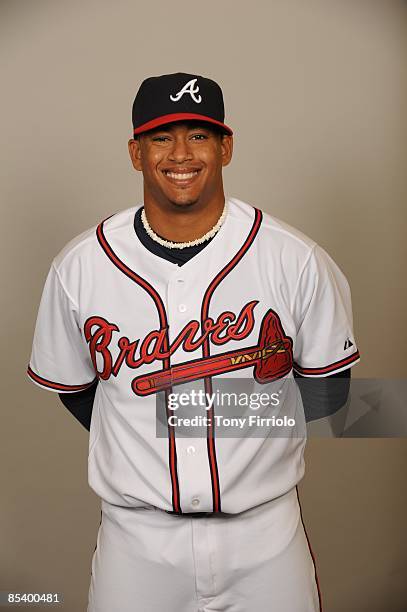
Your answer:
[1,0,406,610]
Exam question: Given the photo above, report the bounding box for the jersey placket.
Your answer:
[166,270,214,513]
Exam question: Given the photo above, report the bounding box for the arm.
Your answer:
[58,380,98,431]
[294,368,351,437]
[27,263,97,419]
[292,245,360,436]
[293,367,351,422]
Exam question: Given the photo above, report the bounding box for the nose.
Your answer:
[168,135,193,162]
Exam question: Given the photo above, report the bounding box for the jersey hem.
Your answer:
[293,350,360,377]
[26,365,98,393]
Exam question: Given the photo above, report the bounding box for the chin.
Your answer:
[167,194,200,208]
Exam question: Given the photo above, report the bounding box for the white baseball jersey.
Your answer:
[27,197,360,514]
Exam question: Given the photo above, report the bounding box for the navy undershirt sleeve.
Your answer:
[58,380,98,431]
[294,368,351,422]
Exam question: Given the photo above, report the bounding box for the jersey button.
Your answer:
[186,445,196,455]
[191,498,200,507]
[178,304,187,313]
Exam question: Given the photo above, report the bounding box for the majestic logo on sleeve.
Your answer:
[84,300,293,396]
[169,78,202,103]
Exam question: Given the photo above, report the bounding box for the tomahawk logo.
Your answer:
[170,78,202,103]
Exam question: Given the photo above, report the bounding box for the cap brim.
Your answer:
[133,113,233,136]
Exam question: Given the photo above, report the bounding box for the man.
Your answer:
[27,72,360,611]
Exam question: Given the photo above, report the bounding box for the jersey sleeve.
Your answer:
[292,244,360,377]
[27,263,98,393]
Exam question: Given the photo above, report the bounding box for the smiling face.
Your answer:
[128,120,233,211]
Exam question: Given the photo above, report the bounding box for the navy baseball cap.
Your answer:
[132,72,233,136]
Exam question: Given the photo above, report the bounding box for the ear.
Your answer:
[128,138,143,171]
[220,134,233,168]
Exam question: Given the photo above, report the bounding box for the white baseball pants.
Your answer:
[87,487,321,612]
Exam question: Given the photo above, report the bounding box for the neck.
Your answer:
[142,194,226,243]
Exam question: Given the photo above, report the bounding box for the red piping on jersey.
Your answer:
[27,365,98,392]
[293,350,360,376]
[96,217,181,513]
[295,486,323,611]
[201,207,263,513]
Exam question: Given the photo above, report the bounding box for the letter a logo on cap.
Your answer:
[169,78,202,103]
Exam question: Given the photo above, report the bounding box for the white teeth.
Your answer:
[165,171,199,180]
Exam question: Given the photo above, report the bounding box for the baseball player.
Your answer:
[27,72,360,611]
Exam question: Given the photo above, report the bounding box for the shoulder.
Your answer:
[228,196,316,260]
[52,205,140,272]
[228,197,351,289]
